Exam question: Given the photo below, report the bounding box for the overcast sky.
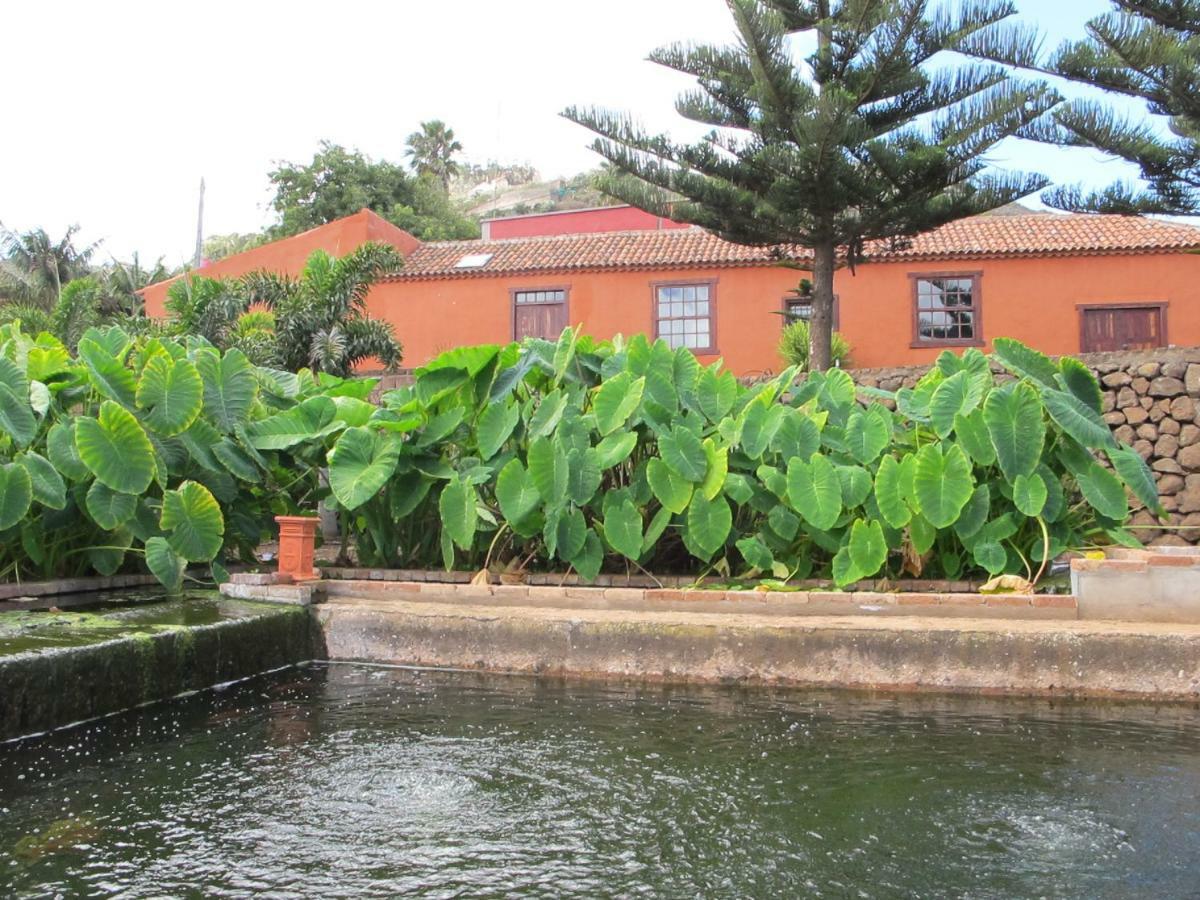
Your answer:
[1,0,1140,264]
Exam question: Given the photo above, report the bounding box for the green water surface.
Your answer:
[1,665,1198,898]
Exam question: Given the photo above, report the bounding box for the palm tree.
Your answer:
[240,242,403,376]
[0,223,100,309]
[404,120,464,191]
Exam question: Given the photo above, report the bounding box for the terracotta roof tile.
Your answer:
[387,214,1200,280]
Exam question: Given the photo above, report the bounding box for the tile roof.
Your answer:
[386,214,1200,280]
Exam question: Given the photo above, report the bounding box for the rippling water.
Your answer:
[1,664,1199,898]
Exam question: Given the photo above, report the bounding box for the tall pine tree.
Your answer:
[1042,1,1200,213]
[565,0,1057,370]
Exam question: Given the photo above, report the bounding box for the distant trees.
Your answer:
[566,0,1058,370]
[202,233,266,262]
[0,224,99,309]
[1039,0,1200,213]
[405,120,464,190]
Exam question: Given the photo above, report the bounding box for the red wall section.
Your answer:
[484,206,691,240]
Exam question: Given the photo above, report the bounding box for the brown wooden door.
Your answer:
[513,294,567,341]
[1080,305,1166,352]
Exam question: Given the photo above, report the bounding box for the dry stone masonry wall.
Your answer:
[852,348,1200,547]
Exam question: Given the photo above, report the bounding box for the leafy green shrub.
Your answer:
[779,319,851,371]
[325,330,1154,587]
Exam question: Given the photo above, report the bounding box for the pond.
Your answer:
[1,664,1198,897]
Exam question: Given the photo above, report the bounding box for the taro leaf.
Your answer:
[737,535,775,572]
[955,485,991,541]
[528,389,570,438]
[642,505,673,556]
[88,528,130,576]
[686,493,732,560]
[476,400,521,460]
[768,505,800,541]
[570,529,604,582]
[953,408,995,466]
[1038,466,1067,523]
[697,367,737,422]
[86,480,138,530]
[0,383,35,447]
[594,431,637,469]
[912,443,974,529]
[17,451,65,510]
[593,372,645,435]
[832,519,888,587]
[836,464,872,508]
[439,475,478,551]
[527,437,569,506]
[441,527,455,571]
[244,396,339,450]
[604,497,644,560]
[414,407,465,448]
[659,425,707,482]
[644,368,678,412]
[160,480,224,562]
[991,337,1058,386]
[327,426,401,511]
[909,513,937,556]
[818,368,856,408]
[723,472,754,505]
[496,458,541,524]
[674,349,702,412]
[1013,472,1048,517]
[1076,463,1129,521]
[213,439,260,482]
[699,438,728,501]
[844,405,891,465]
[874,454,912,529]
[0,462,33,530]
[740,399,784,460]
[1043,388,1116,450]
[29,381,50,417]
[772,409,821,461]
[145,536,186,593]
[331,397,376,428]
[390,472,434,520]
[972,541,1009,575]
[929,371,982,438]
[566,448,602,505]
[1107,445,1161,514]
[548,506,587,561]
[983,382,1044,481]
[46,422,90,481]
[646,458,693,514]
[1058,357,1103,413]
[552,326,578,386]
[757,464,788,500]
[77,337,137,408]
[786,454,841,531]
[75,401,156,495]
[194,348,257,432]
[136,354,203,436]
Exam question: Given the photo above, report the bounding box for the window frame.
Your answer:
[909,271,984,348]
[651,278,718,354]
[781,293,840,330]
[510,285,570,341]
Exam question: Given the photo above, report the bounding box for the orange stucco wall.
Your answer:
[365,251,1200,375]
[141,209,420,317]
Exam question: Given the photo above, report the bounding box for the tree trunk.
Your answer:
[809,242,836,372]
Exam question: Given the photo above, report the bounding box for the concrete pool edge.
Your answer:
[312,593,1200,701]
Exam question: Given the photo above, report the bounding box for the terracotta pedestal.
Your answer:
[275,516,320,582]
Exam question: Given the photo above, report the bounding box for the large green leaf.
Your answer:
[1058,357,1103,413]
[75,401,156,494]
[136,354,203,436]
[46,422,89,481]
[144,536,186,593]
[740,399,784,460]
[832,519,888,587]
[955,485,991,541]
[1043,387,1116,450]
[604,497,644,560]
[19,451,65,510]
[1107,445,1161,514]
[697,367,737,422]
[86,480,138,530]
[593,372,645,435]
[439,475,478,551]
[737,535,775,572]
[195,348,257,432]
[929,371,983,438]
[844,405,891,465]
[594,432,638,469]
[912,443,974,528]
[570,529,604,582]
[160,480,224,562]
[528,389,569,439]
[77,336,137,408]
[991,337,1058,386]
[772,409,821,461]
[244,396,339,450]
[527,437,569,505]
[1012,472,1047,518]
[0,383,36,448]
[837,465,872,508]
[983,382,1044,481]
[496,458,541,524]
[0,462,33,530]
[686,493,731,560]
[953,408,995,466]
[874,455,912,529]
[646,458,693,514]
[700,439,728,501]
[1076,463,1129,520]
[476,400,520,460]
[566,448,602,505]
[658,425,707,482]
[786,454,842,531]
[327,426,401,511]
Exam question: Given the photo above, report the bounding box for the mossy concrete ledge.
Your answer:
[0,597,316,741]
[315,594,1200,700]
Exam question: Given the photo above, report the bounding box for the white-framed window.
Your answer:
[655,282,715,351]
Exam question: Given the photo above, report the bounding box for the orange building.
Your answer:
[144,207,1200,375]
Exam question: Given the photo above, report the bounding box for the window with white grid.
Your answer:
[655,283,714,351]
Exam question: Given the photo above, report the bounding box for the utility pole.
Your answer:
[193,177,205,268]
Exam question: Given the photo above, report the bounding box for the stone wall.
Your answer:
[852,348,1200,546]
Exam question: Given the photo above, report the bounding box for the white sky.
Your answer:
[1,0,1137,266]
